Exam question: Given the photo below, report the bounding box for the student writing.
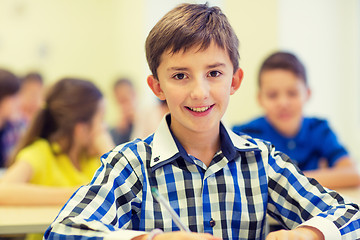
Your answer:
[44,4,360,240]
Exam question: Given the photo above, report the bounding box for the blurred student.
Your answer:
[0,69,21,168]
[0,78,114,206]
[110,78,169,143]
[110,78,137,145]
[18,72,45,125]
[232,51,360,189]
[131,98,169,139]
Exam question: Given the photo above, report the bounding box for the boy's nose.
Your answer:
[278,95,290,107]
[190,77,209,100]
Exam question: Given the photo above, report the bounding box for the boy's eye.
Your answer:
[173,73,187,80]
[266,92,277,99]
[208,71,221,77]
[288,90,299,97]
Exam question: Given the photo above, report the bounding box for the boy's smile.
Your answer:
[147,42,243,142]
[186,104,215,115]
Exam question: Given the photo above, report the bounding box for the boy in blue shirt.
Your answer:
[0,68,22,167]
[232,52,360,189]
[45,4,360,240]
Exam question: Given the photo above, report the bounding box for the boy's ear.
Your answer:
[147,75,166,100]
[305,87,311,101]
[230,68,244,95]
[257,91,263,107]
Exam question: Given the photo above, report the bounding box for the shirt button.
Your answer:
[287,140,296,150]
[209,218,216,227]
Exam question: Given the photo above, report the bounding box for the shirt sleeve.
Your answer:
[315,119,349,167]
[15,142,47,178]
[298,216,341,240]
[265,142,360,239]
[44,149,145,240]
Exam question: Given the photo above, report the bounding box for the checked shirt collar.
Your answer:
[149,114,261,172]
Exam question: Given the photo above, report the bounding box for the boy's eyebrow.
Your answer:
[167,67,189,71]
[167,63,227,71]
[207,63,226,68]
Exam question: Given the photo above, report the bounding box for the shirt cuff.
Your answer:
[104,229,147,240]
[298,216,341,240]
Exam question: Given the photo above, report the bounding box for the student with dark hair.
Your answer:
[45,4,360,240]
[18,71,45,125]
[0,68,21,167]
[232,51,360,189]
[0,78,114,205]
[110,78,137,145]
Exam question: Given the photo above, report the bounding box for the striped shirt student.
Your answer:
[45,3,360,240]
[44,115,360,240]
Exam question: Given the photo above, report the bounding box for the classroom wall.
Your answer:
[0,0,359,162]
[0,0,146,126]
[222,0,278,125]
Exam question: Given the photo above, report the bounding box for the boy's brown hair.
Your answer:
[258,51,308,87]
[145,3,240,79]
[0,68,20,101]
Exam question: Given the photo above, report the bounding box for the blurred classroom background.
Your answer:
[0,0,359,163]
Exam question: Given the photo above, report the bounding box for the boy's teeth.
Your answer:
[189,106,210,112]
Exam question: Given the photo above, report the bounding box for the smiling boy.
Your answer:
[147,41,242,167]
[45,3,360,240]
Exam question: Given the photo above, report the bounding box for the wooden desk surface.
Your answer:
[0,206,61,235]
[0,187,359,235]
[334,186,360,205]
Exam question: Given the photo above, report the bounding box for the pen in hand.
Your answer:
[151,187,191,232]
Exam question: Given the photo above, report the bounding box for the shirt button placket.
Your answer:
[209,218,216,227]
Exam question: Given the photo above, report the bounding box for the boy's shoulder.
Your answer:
[303,117,329,129]
[232,116,267,135]
[101,136,154,170]
[299,117,334,136]
[18,138,52,156]
[228,126,272,153]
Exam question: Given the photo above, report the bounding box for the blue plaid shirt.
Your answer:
[45,115,360,240]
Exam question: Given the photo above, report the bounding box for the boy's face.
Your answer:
[19,81,44,119]
[77,99,106,155]
[0,94,19,121]
[148,42,243,138]
[258,69,310,137]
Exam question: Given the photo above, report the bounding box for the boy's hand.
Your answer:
[155,232,221,240]
[135,231,222,240]
[266,226,324,240]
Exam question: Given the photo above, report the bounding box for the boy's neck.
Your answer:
[171,124,221,167]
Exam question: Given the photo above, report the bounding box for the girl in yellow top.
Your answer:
[0,78,114,205]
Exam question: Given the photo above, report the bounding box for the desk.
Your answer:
[1,188,359,236]
[0,206,61,235]
[335,186,360,205]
